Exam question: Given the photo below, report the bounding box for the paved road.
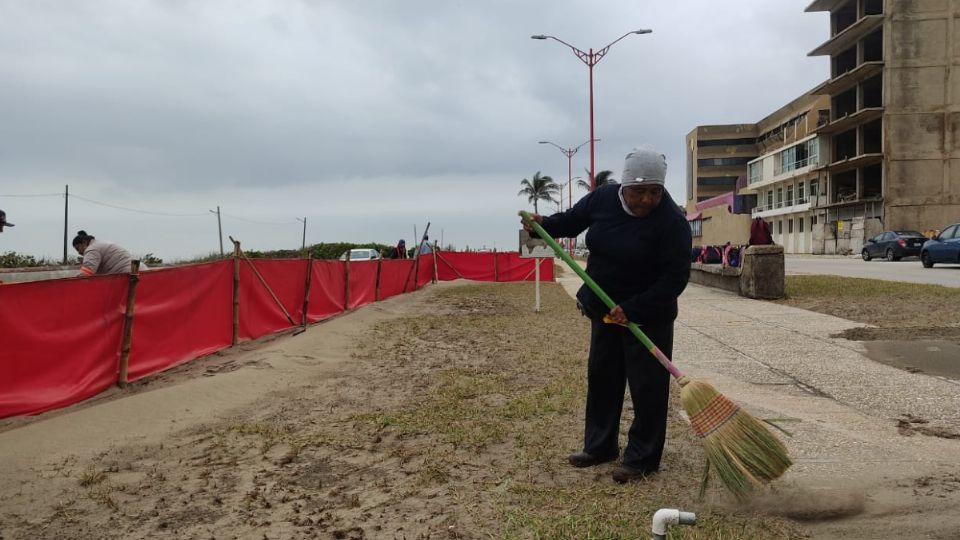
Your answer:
[786,256,960,287]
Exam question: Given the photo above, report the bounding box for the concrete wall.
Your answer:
[694,205,751,247]
[884,0,960,232]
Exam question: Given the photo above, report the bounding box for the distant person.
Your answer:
[388,239,408,259]
[749,217,774,246]
[0,209,14,232]
[419,235,432,255]
[72,230,137,276]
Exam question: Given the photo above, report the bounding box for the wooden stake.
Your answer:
[301,255,313,330]
[432,241,439,284]
[343,257,351,310]
[118,259,141,388]
[493,248,499,282]
[375,256,383,301]
[232,239,240,346]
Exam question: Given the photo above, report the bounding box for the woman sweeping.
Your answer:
[523,145,692,483]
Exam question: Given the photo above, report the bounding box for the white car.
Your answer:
[339,248,381,261]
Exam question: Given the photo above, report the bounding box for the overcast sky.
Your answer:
[0,0,829,261]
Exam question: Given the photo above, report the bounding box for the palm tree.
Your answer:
[518,172,560,213]
[577,169,615,191]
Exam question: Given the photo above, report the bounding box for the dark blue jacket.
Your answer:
[541,184,692,325]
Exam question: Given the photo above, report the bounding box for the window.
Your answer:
[766,190,773,209]
[799,217,805,233]
[798,181,806,203]
[697,138,756,147]
[690,219,702,237]
[787,185,794,206]
[697,157,754,167]
[812,215,818,225]
[810,180,819,198]
[776,139,815,174]
[776,188,783,207]
[748,162,762,184]
[777,220,783,234]
[788,219,794,234]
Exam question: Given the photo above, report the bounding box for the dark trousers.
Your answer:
[583,318,672,471]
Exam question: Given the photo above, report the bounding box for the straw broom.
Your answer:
[519,211,791,498]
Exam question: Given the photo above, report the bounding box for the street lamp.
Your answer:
[531,29,652,191]
[539,139,597,214]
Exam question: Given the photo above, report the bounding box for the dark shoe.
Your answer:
[568,451,618,468]
[612,464,658,483]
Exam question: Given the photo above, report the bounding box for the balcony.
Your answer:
[805,0,852,12]
[822,152,883,174]
[808,14,883,57]
[811,61,883,96]
[816,107,883,135]
[751,198,814,219]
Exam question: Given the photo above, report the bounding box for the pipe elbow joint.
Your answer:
[652,508,697,535]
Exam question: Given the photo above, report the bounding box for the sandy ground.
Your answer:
[3,277,960,539]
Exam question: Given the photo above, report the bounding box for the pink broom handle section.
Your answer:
[519,211,685,380]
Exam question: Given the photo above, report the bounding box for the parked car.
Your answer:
[861,230,926,261]
[920,223,960,268]
[339,248,381,261]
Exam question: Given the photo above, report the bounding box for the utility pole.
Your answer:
[296,217,307,252]
[62,184,69,264]
[209,206,224,257]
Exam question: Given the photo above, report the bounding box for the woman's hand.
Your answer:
[607,305,628,325]
[521,213,542,232]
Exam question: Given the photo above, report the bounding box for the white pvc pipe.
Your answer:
[652,508,696,539]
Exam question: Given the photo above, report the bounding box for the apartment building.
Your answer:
[805,0,960,254]
[741,94,832,253]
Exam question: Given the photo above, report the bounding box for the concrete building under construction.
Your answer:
[686,0,959,253]
[805,0,960,253]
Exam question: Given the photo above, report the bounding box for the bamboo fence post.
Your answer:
[432,241,439,284]
[343,257,351,310]
[232,239,240,346]
[375,256,383,301]
[493,248,499,282]
[301,255,313,330]
[118,259,141,388]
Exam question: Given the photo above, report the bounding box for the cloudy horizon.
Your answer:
[1,1,829,261]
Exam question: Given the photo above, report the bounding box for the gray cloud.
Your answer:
[1,0,829,259]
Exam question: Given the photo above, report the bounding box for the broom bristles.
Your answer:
[679,377,792,499]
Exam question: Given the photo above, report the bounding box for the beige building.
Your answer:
[805,0,960,254]
[741,93,833,254]
[685,95,833,251]
[684,125,757,246]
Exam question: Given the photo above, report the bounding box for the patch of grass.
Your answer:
[78,469,107,487]
[784,275,959,299]
[87,486,120,512]
[779,275,960,329]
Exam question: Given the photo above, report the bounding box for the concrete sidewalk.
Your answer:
[556,268,960,536]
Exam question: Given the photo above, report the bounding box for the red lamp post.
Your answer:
[539,139,594,256]
[531,30,652,192]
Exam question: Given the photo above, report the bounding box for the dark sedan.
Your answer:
[862,230,926,261]
[921,223,960,268]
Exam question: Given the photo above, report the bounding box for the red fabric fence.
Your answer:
[128,262,233,382]
[0,274,127,417]
[0,251,551,419]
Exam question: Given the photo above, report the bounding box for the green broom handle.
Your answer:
[519,211,684,380]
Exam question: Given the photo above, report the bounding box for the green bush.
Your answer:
[0,251,61,268]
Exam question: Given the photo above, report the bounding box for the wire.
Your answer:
[221,213,300,226]
[69,193,209,217]
[0,193,62,198]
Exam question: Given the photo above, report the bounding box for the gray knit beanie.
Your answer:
[621,145,667,186]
